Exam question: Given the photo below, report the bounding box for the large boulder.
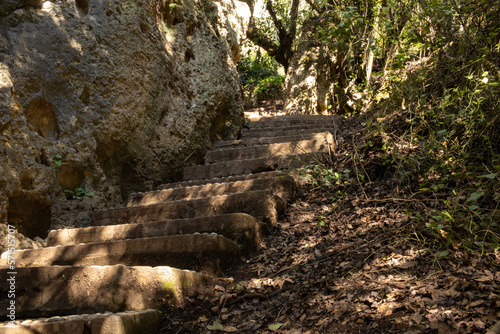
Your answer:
[283,17,338,115]
[0,0,250,250]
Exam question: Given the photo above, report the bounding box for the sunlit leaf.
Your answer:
[268,323,283,331]
[207,321,224,330]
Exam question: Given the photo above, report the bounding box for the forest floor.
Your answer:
[160,115,500,334]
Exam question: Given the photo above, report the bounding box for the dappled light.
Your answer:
[1,0,499,332]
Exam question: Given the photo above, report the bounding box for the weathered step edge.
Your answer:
[246,115,343,128]
[159,171,284,190]
[128,175,297,207]
[1,309,161,334]
[204,135,333,164]
[1,234,240,271]
[183,152,330,181]
[240,127,339,139]
[0,265,231,319]
[92,190,286,226]
[214,131,334,149]
[47,213,265,253]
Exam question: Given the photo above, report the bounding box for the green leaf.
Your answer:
[481,173,497,179]
[268,323,283,331]
[437,129,447,137]
[467,192,484,202]
[468,205,479,211]
[169,3,176,8]
[207,321,224,331]
[439,250,449,257]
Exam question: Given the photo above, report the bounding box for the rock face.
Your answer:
[0,0,250,250]
[283,17,337,115]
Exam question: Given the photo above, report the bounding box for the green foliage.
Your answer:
[362,0,500,255]
[237,50,285,101]
[65,187,94,200]
[299,161,351,190]
[237,53,280,87]
[50,154,67,169]
[255,75,285,100]
[298,161,354,204]
[253,0,308,45]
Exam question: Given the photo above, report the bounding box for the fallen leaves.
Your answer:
[158,120,500,334]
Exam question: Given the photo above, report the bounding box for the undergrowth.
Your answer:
[298,46,500,258]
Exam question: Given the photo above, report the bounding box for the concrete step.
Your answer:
[47,213,264,253]
[159,171,284,190]
[1,234,240,270]
[214,132,333,149]
[128,175,297,206]
[1,309,161,334]
[241,126,339,139]
[183,152,328,181]
[205,133,333,163]
[0,265,230,319]
[246,114,343,129]
[92,190,285,226]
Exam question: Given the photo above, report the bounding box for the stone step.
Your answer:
[0,265,229,319]
[241,126,339,139]
[92,190,285,226]
[183,152,328,181]
[205,133,333,163]
[246,114,343,129]
[1,309,161,334]
[128,175,296,206]
[47,213,264,253]
[159,171,284,190]
[1,234,240,270]
[245,113,336,121]
[214,132,333,149]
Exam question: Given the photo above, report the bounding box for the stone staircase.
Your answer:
[0,113,342,333]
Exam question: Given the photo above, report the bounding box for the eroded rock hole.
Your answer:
[140,22,149,33]
[187,22,196,36]
[184,49,194,62]
[25,97,60,141]
[57,161,85,198]
[75,0,89,15]
[79,86,91,104]
[7,193,51,239]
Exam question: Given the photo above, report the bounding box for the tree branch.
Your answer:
[266,1,287,39]
[289,0,300,43]
[246,17,280,57]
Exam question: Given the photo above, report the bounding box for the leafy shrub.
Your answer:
[237,54,280,87]
[255,75,285,100]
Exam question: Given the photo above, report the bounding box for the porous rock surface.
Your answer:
[0,0,250,252]
[283,16,337,115]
